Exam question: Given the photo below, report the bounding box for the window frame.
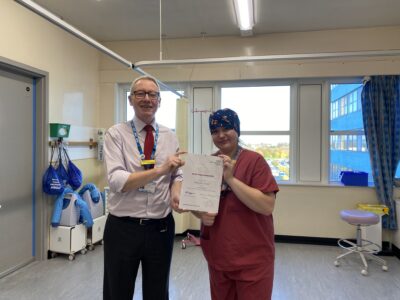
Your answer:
[116,77,371,186]
[217,80,297,183]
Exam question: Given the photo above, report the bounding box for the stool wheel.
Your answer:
[334,260,340,267]
[382,265,388,271]
[361,269,368,276]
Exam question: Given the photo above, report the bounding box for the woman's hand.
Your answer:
[218,154,235,181]
[201,212,217,226]
[192,211,218,226]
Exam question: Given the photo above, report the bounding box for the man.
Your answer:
[103,75,185,300]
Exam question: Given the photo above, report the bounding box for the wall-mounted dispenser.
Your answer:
[97,128,105,161]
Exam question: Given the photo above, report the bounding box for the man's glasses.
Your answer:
[132,90,160,100]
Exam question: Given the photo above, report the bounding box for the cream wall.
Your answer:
[99,25,400,242]
[1,1,103,239]
[99,26,400,86]
[1,0,103,184]
[1,1,100,126]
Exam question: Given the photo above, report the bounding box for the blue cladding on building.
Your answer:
[330,83,373,183]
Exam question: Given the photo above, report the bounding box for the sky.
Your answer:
[127,85,291,146]
[221,86,290,131]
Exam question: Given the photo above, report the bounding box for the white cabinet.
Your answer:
[87,215,106,250]
[393,200,400,249]
[361,218,382,251]
[49,224,87,260]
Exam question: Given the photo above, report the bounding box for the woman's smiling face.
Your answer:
[211,127,239,156]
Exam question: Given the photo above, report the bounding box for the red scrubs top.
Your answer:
[201,149,279,276]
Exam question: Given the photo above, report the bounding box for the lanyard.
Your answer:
[232,145,242,162]
[130,120,159,164]
[220,146,242,196]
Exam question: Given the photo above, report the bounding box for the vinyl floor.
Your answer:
[1,237,400,300]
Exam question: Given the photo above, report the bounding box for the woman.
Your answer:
[194,108,279,300]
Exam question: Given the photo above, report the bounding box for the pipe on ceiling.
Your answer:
[135,50,400,67]
[14,0,184,97]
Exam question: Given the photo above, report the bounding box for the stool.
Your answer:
[334,209,388,276]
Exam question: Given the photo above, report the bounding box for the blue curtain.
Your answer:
[361,75,400,229]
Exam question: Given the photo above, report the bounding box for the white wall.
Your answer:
[98,26,400,242]
[0,0,103,256]
[100,26,400,80]
[0,0,103,170]
[1,0,100,127]
[99,26,400,127]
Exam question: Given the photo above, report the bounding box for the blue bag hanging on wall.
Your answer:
[42,145,64,195]
[55,145,69,186]
[63,148,83,190]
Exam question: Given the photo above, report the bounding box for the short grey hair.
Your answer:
[130,75,161,94]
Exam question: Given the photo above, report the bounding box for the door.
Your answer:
[0,68,35,277]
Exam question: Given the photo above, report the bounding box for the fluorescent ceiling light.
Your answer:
[233,0,254,32]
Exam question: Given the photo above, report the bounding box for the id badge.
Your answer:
[138,181,156,193]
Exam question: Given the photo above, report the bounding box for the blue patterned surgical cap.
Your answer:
[209,108,240,136]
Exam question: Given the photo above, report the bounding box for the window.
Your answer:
[361,136,367,152]
[116,78,395,186]
[331,101,339,119]
[348,91,357,113]
[340,97,347,116]
[221,85,291,181]
[329,83,373,182]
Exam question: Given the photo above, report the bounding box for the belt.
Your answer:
[111,213,171,226]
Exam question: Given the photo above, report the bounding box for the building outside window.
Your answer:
[329,83,373,183]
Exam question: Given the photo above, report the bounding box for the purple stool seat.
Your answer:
[340,209,379,226]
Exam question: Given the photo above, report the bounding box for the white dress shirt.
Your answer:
[104,116,183,218]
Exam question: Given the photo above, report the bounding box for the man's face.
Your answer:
[129,79,160,123]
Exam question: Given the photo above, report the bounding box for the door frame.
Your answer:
[0,56,48,262]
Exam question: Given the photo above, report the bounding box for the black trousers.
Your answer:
[103,213,175,300]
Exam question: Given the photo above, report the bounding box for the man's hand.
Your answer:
[158,151,186,176]
[171,192,187,213]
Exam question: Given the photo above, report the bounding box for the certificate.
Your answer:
[179,153,223,213]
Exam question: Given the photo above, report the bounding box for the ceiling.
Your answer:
[31,0,400,42]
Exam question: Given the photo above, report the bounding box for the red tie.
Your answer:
[143,125,154,160]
